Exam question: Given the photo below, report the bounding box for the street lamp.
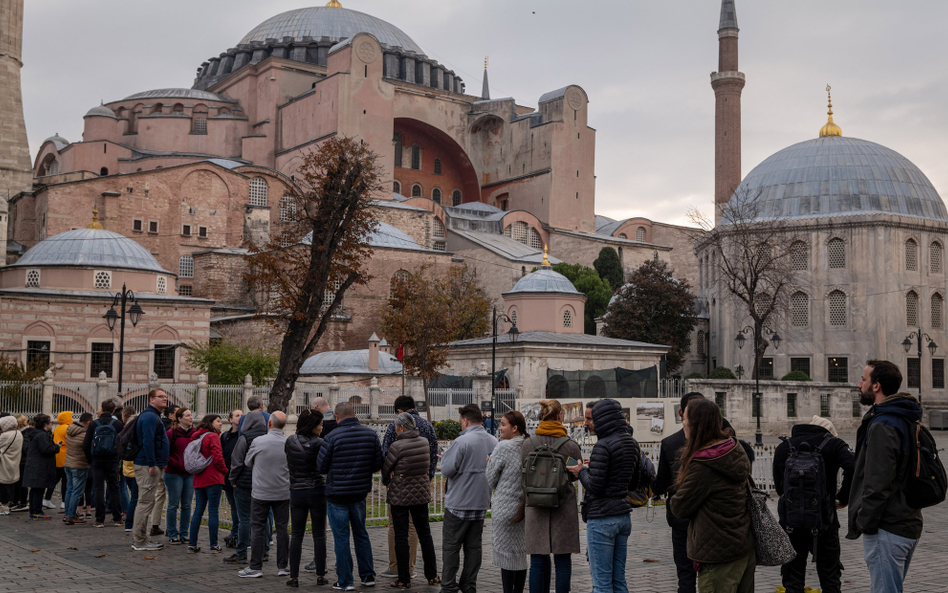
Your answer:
[902,329,937,403]
[735,325,781,446]
[103,283,145,398]
[491,305,520,437]
[735,364,745,380]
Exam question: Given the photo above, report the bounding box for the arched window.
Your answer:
[434,158,442,175]
[432,219,446,251]
[618,233,627,240]
[509,309,517,326]
[932,293,944,329]
[393,180,401,195]
[249,177,268,207]
[584,376,606,399]
[696,331,705,356]
[452,190,462,206]
[546,375,569,399]
[411,145,420,170]
[907,291,919,327]
[932,242,943,274]
[828,238,845,269]
[171,103,184,114]
[390,270,409,300]
[411,184,422,198]
[45,158,59,176]
[563,309,573,328]
[393,133,403,168]
[152,103,163,114]
[99,167,109,176]
[504,222,529,245]
[635,227,646,242]
[791,292,809,327]
[790,240,809,271]
[432,188,442,204]
[323,279,341,310]
[906,239,918,271]
[179,255,194,278]
[529,228,543,250]
[279,195,296,222]
[828,290,846,326]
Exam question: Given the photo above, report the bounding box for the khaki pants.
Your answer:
[133,465,163,546]
[151,473,166,526]
[697,550,756,593]
[387,507,417,572]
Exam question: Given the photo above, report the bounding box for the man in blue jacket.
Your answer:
[131,389,170,552]
[316,402,383,591]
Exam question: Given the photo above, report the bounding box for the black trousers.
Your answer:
[289,493,326,579]
[671,525,697,593]
[501,569,527,593]
[251,498,289,571]
[391,504,438,583]
[44,467,66,501]
[28,487,45,515]
[91,461,122,523]
[441,510,484,593]
[0,483,15,505]
[781,528,843,593]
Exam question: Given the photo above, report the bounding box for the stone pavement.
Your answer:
[1,498,947,593]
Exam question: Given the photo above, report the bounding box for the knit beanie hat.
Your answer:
[810,415,838,437]
[0,415,17,432]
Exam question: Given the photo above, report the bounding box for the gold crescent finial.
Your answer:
[542,244,550,266]
[87,204,104,229]
[484,56,488,70]
[326,0,342,6]
[819,84,842,138]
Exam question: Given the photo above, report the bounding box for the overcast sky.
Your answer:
[19,0,948,226]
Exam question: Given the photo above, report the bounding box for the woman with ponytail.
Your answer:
[163,407,195,544]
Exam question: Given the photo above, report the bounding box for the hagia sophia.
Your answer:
[2,0,948,407]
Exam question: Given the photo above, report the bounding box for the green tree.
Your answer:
[602,258,697,374]
[551,263,613,335]
[593,247,624,290]
[185,341,279,386]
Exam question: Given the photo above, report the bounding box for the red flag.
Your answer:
[396,343,404,360]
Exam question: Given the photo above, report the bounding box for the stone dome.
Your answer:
[505,265,582,296]
[730,135,948,222]
[239,6,424,54]
[299,349,402,375]
[84,104,116,119]
[11,228,171,274]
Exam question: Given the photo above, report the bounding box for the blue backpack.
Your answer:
[91,417,120,458]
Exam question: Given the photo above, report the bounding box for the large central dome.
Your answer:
[239,6,424,54]
[731,135,948,222]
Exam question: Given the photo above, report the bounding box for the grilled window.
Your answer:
[852,393,862,417]
[133,219,143,232]
[323,279,341,310]
[933,359,945,389]
[393,181,401,195]
[149,220,159,234]
[27,341,50,372]
[179,285,192,296]
[411,145,420,170]
[828,357,848,383]
[790,240,809,271]
[760,357,774,379]
[907,291,919,326]
[249,177,268,207]
[434,158,442,175]
[828,238,845,269]
[153,345,175,379]
[157,276,166,295]
[697,331,705,356]
[94,271,112,289]
[563,309,572,328]
[932,242,943,273]
[791,292,809,327]
[529,228,543,250]
[906,239,918,271]
[829,290,846,326]
[452,190,462,206]
[192,117,207,135]
[715,392,726,416]
[907,357,920,389]
[179,255,194,278]
[90,343,114,378]
[279,195,296,222]
[636,227,646,242]
[790,358,811,377]
[393,134,403,168]
[25,269,40,288]
[933,293,943,329]
[411,184,422,198]
[787,393,797,418]
[432,188,442,204]
[820,394,830,417]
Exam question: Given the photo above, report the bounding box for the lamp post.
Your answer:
[103,283,145,398]
[735,364,745,380]
[902,328,937,404]
[735,325,781,446]
[491,305,520,437]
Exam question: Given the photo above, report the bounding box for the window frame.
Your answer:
[90,342,114,379]
[26,340,51,373]
[151,343,177,381]
[148,220,159,234]
[181,224,192,237]
[132,219,143,233]
[828,357,849,383]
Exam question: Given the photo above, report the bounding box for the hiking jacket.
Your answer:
[441,423,497,512]
[64,422,90,470]
[669,438,754,564]
[382,430,431,507]
[83,413,124,464]
[164,425,195,476]
[847,393,924,541]
[317,416,383,503]
[229,411,268,490]
[192,428,227,489]
[22,429,60,489]
[53,411,71,468]
[135,406,169,467]
[578,399,639,520]
[285,433,325,493]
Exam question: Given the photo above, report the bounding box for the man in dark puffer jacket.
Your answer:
[317,402,383,590]
[569,399,639,593]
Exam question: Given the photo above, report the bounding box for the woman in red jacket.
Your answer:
[164,407,195,544]
[187,414,227,553]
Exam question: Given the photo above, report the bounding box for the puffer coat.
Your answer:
[22,429,60,489]
[316,417,383,502]
[520,429,583,555]
[382,430,431,507]
[285,433,326,493]
[64,422,89,470]
[578,399,639,520]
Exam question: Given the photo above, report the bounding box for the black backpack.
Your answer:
[118,409,158,462]
[779,433,834,537]
[90,418,120,458]
[876,414,948,509]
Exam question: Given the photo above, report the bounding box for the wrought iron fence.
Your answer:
[51,382,97,415]
[207,385,243,416]
[0,381,43,417]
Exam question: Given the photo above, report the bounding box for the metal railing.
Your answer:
[427,388,476,421]
[0,381,43,417]
[207,385,243,416]
[52,382,97,415]
[659,378,688,399]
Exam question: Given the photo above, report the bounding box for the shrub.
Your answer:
[781,370,812,382]
[434,419,461,440]
[708,367,737,380]
[685,372,705,379]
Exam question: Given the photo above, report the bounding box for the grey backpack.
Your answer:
[521,435,572,508]
[183,433,212,475]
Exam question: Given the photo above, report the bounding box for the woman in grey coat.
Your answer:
[486,411,529,593]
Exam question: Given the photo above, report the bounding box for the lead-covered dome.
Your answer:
[11,228,171,274]
[240,6,424,54]
[505,265,582,296]
[731,135,948,222]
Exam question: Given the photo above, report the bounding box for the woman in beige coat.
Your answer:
[520,399,582,593]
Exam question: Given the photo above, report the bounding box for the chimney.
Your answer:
[368,333,380,371]
[378,337,391,355]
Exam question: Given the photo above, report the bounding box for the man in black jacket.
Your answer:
[773,416,854,593]
[82,399,124,527]
[220,409,242,549]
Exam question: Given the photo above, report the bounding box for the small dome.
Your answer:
[43,134,70,150]
[84,104,116,119]
[505,265,582,296]
[11,228,171,274]
[299,349,402,375]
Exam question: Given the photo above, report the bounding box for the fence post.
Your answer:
[42,370,54,417]
[369,378,380,420]
[287,388,298,423]
[196,374,208,418]
[149,372,159,392]
[329,377,340,406]
[97,371,109,407]
[242,374,253,412]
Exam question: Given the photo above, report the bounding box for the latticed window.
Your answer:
[828,290,846,325]
[505,222,528,244]
[26,341,50,372]
[411,184,422,198]
[828,238,845,269]
[249,177,268,207]
[434,158,442,175]
[279,195,296,222]
[279,233,292,248]
[619,233,627,240]
[790,241,809,271]
[94,271,112,289]
[393,134,403,168]
[852,394,862,417]
[153,345,175,379]
[432,188,442,204]
[696,331,705,356]
[90,343,114,378]
[563,309,572,328]
[791,358,811,377]
[529,228,543,250]
[760,358,775,379]
[433,219,445,239]
[179,285,192,296]
[192,117,207,135]
[25,269,40,288]
[791,292,809,327]
[452,190,462,206]
[323,279,341,309]
[179,255,194,278]
[933,293,944,329]
[933,358,945,389]
[828,357,848,383]
[906,239,918,271]
[510,309,517,326]
[907,358,920,389]
[157,277,166,295]
[714,392,726,416]
[932,242,943,273]
[907,291,919,326]
[636,227,646,242]
[411,145,420,170]
[787,393,797,418]
[820,394,830,417]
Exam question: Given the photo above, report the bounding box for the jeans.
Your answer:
[781,526,842,593]
[863,528,919,593]
[124,477,138,530]
[391,504,438,583]
[529,554,571,593]
[63,467,88,519]
[671,525,696,593]
[290,492,327,578]
[234,487,253,558]
[251,498,289,571]
[327,500,375,588]
[189,484,223,548]
[224,484,239,539]
[441,509,484,593]
[163,472,193,540]
[91,461,122,523]
[118,475,129,513]
[586,514,632,593]
[132,465,164,546]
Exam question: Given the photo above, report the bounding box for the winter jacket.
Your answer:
[669,438,754,564]
[64,422,90,470]
[220,429,240,481]
[519,430,583,554]
[381,409,439,480]
[53,411,71,467]
[321,411,338,438]
[229,411,268,491]
[578,399,639,521]
[192,428,227,489]
[654,428,689,529]
[316,416,383,503]
[22,429,60,489]
[246,428,290,501]
[19,427,39,470]
[773,423,855,528]
[382,430,431,507]
[847,393,924,541]
[83,413,124,464]
[441,423,497,512]
[164,425,195,476]
[135,406,169,468]
[0,416,23,484]
[285,433,325,493]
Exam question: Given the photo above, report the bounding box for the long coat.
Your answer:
[487,435,527,570]
[22,429,60,490]
[520,432,583,555]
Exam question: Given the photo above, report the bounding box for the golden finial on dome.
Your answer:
[484,56,488,70]
[542,244,550,266]
[819,84,843,138]
[325,0,343,6]
[87,204,104,230]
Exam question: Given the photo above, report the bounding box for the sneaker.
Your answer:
[60,502,65,509]
[238,568,263,579]
[379,570,398,578]
[93,522,105,528]
[223,554,248,565]
[0,507,9,516]
[168,537,183,545]
[332,584,355,591]
[10,504,28,513]
[361,576,376,587]
[188,546,201,553]
[262,554,270,562]
[317,577,330,586]
[30,514,51,520]
[131,541,164,551]
[286,578,299,588]
[210,545,223,554]
[150,525,164,536]
[42,499,54,509]
[64,517,86,525]
[277,568,290,577]
[304,561,318,572]
[112,520,124,526]
[125,528,132,532]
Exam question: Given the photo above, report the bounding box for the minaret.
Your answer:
[481,57,490,100]
[0,0,32,256]
[711,0,745,225]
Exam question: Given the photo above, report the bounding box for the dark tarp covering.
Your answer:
[546,366,658,399]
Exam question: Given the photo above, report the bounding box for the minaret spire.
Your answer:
[481,56,490,100]
[711,0,745,225]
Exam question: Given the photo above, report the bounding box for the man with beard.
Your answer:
[849,360,923,593]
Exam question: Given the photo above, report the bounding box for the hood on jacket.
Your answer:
[873,393,923,423]
[66,422,87,436]
[242,410,268,442]
[693,437,750,484]
[789,423,832,440]
[0,416,16,433]
[56,411,73,426]
[591,399,627,438]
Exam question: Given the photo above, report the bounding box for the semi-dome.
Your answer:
[730,135,948,222]
[505,264,582,296]
[299,349,402,375]
[239,5,424,54]
[43,134,70,150]
[84,104,116,119]
[10,228,171,274]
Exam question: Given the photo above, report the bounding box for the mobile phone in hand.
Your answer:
[566,457,579,467]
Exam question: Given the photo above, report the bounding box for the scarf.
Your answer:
[534,420,567,438]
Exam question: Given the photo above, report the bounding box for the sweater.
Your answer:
[164,426,195,476]
[382,430,431,507]
[192,428,227,488]
[245,428,290,501]
[441,424,497,513]
[317,416,383,503]
[64,422,90,470]
[486,435,528,571]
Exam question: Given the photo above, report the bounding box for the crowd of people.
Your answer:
[0,358,933,593]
